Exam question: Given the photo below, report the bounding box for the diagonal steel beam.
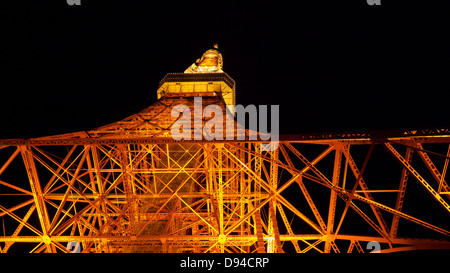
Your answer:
[334,143,374,239]
[385,142,450,214]
[390,147,413,238]
[279,144,327,231]
[342,144,390,240]
[415,142,450,196]
[0,147,20,177]
[49,146,90,234]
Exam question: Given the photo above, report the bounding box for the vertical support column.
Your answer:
[216,143,225,253]
[251,204,266,253]
[267,148,283,253]
[253,143,265,253]
[91,146,104,216]
[255,143,262,205]
[150,145,158,195]
[270,149,279,202]
[192,224,199,253]
[141,144,152,190]
[235,143,249,252]
[119,144,136,234]
[390,147,412,238]
[270,202,285,253]
[325,144,342,253]
[267,148,276,253]
[204,144,214,238]
[20,146,53,252]
[91,145,111,251]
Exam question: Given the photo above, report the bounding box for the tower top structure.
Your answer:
[157,45,235,113]
[184,44,223,73]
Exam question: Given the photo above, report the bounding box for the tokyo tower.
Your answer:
[0,46,450,253]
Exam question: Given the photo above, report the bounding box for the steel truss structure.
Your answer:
[1,105,450,253]
[0,48,449,252]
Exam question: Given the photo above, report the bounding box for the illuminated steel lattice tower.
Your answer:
[0,46,450,253]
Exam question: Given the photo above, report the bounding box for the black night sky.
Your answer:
[1,0,449,139]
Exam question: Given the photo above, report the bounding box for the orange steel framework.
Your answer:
[1,48,450,253]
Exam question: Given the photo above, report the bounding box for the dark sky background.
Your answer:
[1,0,449,139]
